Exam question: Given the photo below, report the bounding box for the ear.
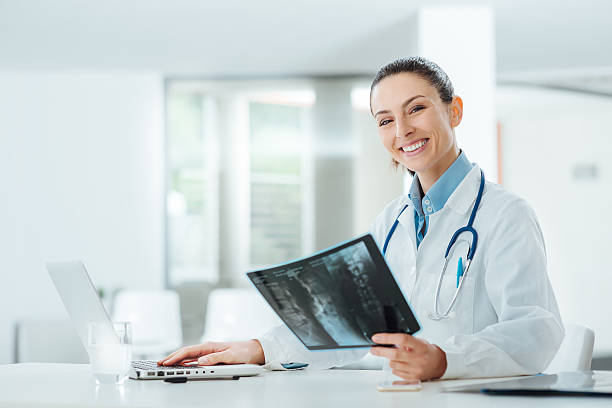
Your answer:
[449,96,463,128]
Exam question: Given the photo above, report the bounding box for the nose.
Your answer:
[395,117,415,139]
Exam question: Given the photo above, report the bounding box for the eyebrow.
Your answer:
[373,95,425,117]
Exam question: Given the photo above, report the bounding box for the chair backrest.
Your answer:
[112,289,182,357]
[545,323,595,373]
[201,288,282,342]
[15,319,89,363]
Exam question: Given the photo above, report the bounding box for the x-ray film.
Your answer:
[247,234,420,350]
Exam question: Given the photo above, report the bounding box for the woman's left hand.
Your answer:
[370,333,447,381]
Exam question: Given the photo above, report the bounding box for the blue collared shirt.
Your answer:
[408,151,474,248]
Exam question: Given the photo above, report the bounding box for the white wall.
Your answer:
[217,96,251,287]
[418,6,497,182]
[353,108,404,234]
[497,85,612,355]
[310,80,356,250]
[0,71,165,363]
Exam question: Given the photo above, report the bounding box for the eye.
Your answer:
[379,118,393,127]
[409,105,425,114]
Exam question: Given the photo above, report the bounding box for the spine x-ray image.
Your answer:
[248,235,420,350]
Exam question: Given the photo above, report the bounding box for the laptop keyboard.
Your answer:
[132,360,186,370]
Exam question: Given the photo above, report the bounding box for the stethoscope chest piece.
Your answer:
[430,237,474,320]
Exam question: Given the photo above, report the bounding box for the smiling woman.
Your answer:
[369,57,461,191]
[160,57,564,382]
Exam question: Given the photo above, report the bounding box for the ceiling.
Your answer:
[1,0,611,91]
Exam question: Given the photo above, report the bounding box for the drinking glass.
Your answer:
[87,321,132,385]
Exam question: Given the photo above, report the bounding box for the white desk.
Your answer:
[1,364,610,407]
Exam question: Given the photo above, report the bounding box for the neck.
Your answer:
[417,145,461,193]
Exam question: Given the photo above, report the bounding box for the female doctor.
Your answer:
[159,57,564,381]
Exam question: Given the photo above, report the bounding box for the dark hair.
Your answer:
[370,56,454,110]
[370,56,455,174]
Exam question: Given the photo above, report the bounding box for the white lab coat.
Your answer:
[258,165,564,379]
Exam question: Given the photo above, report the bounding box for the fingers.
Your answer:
[371,333,419,349]
[198,350,232,366]
[390,367,424,381]
[175,359,198,366]
[370,340,447,381]
[388,358,416,373]
[370,342,434,368]
[369,346,410,361]
[158,350,182,365]
[159,346,200,366]
[370,348,428,380]
[159,343,226,366]
[158,349,183,365]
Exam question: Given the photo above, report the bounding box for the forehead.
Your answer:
[370,73,438,112]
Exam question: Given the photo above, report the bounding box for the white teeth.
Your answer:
[402,140,427,152]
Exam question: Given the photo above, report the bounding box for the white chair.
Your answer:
[15,319,89,363]
[201,288,282,342]
[112,290,183,360]
[545,323,595,373]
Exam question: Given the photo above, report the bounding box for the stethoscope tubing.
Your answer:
[383,169,485,320]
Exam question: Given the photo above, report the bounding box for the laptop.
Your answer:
[47,261,263,380]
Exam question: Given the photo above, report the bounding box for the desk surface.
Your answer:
[1,364,611,408]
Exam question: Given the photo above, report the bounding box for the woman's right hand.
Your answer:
[157,339,265,366]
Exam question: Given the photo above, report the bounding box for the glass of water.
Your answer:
[87,321,132,385]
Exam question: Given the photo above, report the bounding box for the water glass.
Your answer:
[87,321,132,385]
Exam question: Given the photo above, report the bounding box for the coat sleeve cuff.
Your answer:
[257,334,279,364]
[439,350,468,380]
[256,332,291,370]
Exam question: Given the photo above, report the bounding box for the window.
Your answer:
[249,101,309,267]
[165,81,317,284]
[166,91,218,284]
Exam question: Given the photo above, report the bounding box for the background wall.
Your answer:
[0,71,165,364]
[497,85,612,355]
[352,106,404,234]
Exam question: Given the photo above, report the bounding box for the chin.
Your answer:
[401,161,425,174]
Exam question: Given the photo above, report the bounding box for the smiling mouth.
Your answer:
[400,139,428,152]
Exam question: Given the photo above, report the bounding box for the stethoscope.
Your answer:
[382,169,485,320]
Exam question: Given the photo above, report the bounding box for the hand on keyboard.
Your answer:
[158,340,265,367]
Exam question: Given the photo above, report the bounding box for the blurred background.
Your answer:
[1,0,612,368]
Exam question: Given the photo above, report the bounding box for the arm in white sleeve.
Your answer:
[440,199,564,379]
[257,324,368,370]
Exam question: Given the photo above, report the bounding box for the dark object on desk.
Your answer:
[247,234,421,351]
[164,377,188,383]
[281,363,308,370]
[164,376,240,383]
[481,388,612,397]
